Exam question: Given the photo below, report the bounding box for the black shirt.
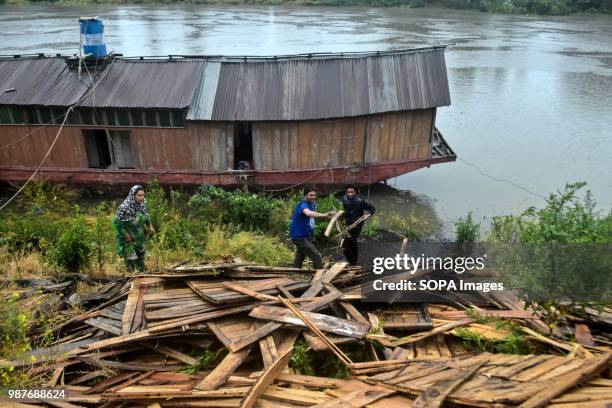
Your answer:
[342,195,376,225]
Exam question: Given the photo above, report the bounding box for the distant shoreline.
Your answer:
[1,0,610,16]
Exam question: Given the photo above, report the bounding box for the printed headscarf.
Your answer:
[116,185,148,222]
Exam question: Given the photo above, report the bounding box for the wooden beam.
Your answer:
[412,361,486,408]
[240,348,293,408]
[194,346,252,391]
[279,297,353,366]
[517,352,612,408]
[324,210,344,237]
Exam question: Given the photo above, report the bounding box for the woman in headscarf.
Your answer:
[113,185,155,272]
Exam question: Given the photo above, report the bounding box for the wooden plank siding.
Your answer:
[252,109,433,170]
[0,125,88,168]
[131,123,233,171]
[0,122,233,171]
[0,109,432,172]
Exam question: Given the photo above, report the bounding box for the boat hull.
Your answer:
[0,156,455,189]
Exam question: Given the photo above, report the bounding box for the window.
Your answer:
[131,110,143,127]
[105,110,118,127]
[80,109,94,126]
[144,111,157,127]
[26,108,39,124]
[83,129,112,168]
[233,123,253,170]
[39,109,52,124]
[0,107,14,124]
[82,129,134,169]
[158,111,171,127]
[171,110,185,127]
[117,110,130,127]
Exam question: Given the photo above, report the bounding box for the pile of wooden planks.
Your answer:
[3,261,611,408]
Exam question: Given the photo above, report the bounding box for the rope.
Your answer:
[458,157,547,200]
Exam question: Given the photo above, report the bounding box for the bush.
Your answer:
[0,213,61,254]
[189,185,282,232]
[455,212,481,245]
[16,180,77,215]
[489,182,612,330]
[145,179,169,230]
[46,208,92,272]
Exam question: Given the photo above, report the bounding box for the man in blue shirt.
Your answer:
[290,187,335,269]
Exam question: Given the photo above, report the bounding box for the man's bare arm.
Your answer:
[303,208,335,219]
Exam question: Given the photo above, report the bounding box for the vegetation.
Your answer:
[488,182,612,332]
[455,211,481,253]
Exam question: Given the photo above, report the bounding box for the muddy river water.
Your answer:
[1,5,611,236]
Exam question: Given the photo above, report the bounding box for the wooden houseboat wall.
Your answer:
[0,48,455,187]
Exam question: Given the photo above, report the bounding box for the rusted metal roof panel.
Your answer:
[0,58,90,106]
[207,47,450,121]
[79,60,205,109]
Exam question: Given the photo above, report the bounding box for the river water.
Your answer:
[1,5,611,236]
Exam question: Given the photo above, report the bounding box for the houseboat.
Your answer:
[0,26,455,188]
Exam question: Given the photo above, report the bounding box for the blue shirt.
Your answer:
[290,200,316,239]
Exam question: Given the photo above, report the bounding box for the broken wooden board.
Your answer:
[249,305,370,338]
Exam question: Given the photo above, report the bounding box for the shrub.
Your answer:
[47,208,92,272]
[489,182,612,330]
[0,213,61,254]
[189,185,282,232]
[455,212,481,245]
[145,179,169,230]
[16,180,77,215]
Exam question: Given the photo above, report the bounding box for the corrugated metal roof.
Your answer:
[0,47,450,119]
[0,58,90,106]
[200,47,450,121]
[78,60,205,109]
[186,62,221,120]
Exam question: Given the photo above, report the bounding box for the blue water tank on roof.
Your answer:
[79,17,108,58]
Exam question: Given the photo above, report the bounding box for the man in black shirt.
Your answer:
[341,184,376,265]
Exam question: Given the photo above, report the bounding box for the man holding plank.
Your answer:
[341,184,376,266]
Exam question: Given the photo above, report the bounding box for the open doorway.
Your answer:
[83,129,134,169]
[233,123,253,170]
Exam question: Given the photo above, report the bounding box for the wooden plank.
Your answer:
[412,361,485,408]
[301,263,348,298]
[194,346,252,391]
[517,352,612,408]
[122,284,141,335]
[223,283,278,302]
[249,305,369,338]
[227,291,343,353]
[324,211,344,237]
[339,302,370,326]
[262,385,331,405]
[240,348,293,408]
[143,342,197,365]
[312,387,395,408]
[279,297,353,367]
[430,310,535,319]
[259,335,279,369]
[391,319,475,347]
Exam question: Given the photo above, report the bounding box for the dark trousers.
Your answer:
[342,223,363,266]
[292,237,323,269]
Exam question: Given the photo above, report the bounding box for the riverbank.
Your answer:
[0,0,610,15]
